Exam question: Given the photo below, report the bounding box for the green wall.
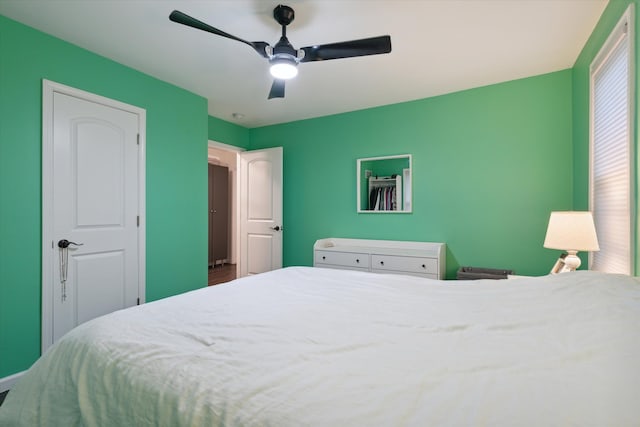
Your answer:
[0,16,208,378]
[208,115,250,149]
[572,0,639,272]
[249,70,574,278]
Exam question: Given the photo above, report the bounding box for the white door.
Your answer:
[239,147,283,276]
[42,80,145,351]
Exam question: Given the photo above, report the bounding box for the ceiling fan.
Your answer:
[169,5,392,99]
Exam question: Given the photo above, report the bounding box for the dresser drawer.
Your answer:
[315,264,370,273]
[371,254,438,275]
[315,250,370,269]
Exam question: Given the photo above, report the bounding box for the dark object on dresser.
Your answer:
[457,266,514,280]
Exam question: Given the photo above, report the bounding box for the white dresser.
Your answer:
[313,238,446,280]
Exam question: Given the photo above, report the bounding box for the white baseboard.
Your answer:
[0,371,25,392]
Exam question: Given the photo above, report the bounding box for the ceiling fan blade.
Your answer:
[300,35,391,62]
[268,79,285,99]
[169,10,270,58]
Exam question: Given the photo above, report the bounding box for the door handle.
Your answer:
[270,226,282,231]
[58,239,84,248]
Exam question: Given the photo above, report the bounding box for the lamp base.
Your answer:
[562,250,581,272]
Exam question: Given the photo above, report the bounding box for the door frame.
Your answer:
[41,80,146,352]
[208,140,244,274]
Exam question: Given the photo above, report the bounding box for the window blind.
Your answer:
[589,7,634,275]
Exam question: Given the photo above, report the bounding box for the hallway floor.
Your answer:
[208,264,236,286]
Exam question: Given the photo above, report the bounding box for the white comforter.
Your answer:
[1,267,639,426]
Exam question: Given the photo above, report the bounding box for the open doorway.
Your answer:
[208,141,242,285]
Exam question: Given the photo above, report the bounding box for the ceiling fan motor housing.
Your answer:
[270,5,301,80]
[274,5,295,26]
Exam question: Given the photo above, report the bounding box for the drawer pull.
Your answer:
[356,259,360,263]
[322,256,326,260]
[380,261,384,266]
[422,264,426,268]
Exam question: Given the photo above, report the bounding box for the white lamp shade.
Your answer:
[543,211,600,252]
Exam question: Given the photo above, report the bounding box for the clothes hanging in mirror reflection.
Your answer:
[357,155,411,213]
[369,185,397,211]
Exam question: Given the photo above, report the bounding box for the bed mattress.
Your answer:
[1,267,639,426]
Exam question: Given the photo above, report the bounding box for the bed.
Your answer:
[1,267,639,426]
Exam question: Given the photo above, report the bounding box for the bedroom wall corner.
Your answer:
[208,115,250,149]
[0,15,209,379]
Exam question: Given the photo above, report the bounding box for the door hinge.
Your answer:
[137,215,140,227]
[137,134,140,145]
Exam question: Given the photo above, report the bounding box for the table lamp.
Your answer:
[543,211,600,272]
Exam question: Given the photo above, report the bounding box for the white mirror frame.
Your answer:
[357,154,412,213]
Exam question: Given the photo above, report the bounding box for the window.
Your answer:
[589,5,635,275]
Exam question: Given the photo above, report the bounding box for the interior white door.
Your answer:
[42,81,145,350]
[239,147,283,276]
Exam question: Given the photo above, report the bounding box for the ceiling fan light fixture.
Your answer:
[170,6,392,99]
[270,57,298,80]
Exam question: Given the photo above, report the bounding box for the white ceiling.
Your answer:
[0,0,608,128]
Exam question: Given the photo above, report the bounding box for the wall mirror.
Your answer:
[357,154,412,213]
